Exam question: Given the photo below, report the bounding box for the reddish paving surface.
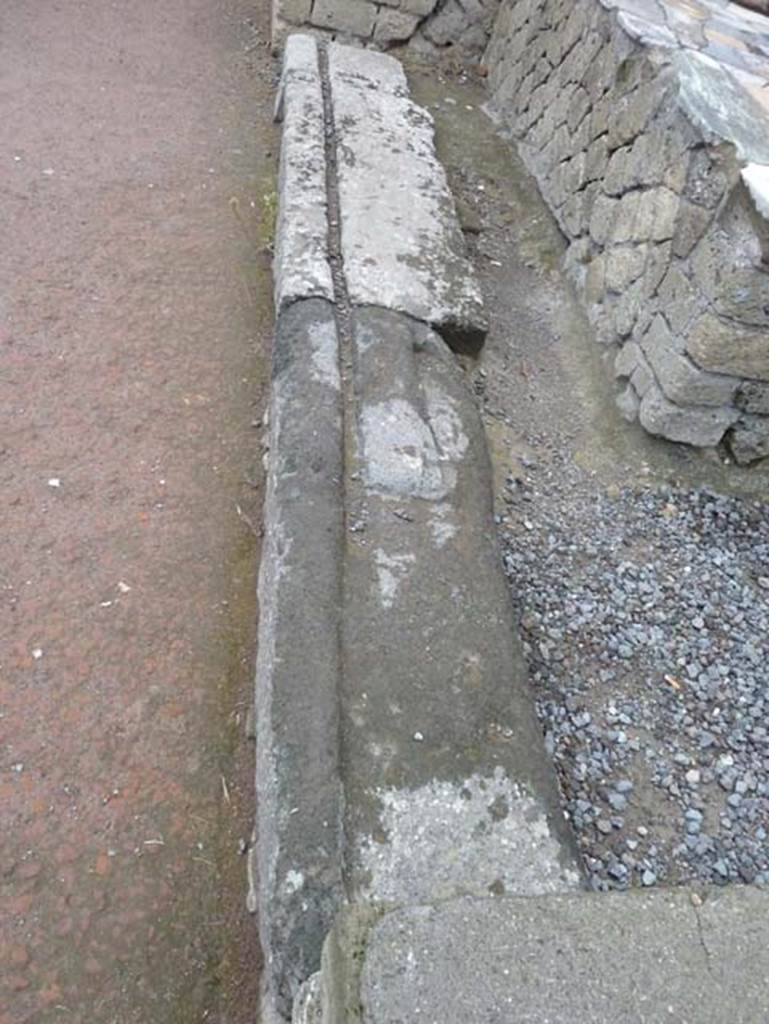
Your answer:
[0,2,277,1021]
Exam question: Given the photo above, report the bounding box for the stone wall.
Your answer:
[485,0,769,464]
[271,0,501,60]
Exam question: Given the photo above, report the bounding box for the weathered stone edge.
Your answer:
[254,298,346,1022]
[273,34,335,313]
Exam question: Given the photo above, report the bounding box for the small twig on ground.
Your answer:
[235,502,261,538]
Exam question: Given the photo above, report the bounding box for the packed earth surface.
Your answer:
[0,2,277,1021]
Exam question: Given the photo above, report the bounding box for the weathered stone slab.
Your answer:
[324,888,769,1024]
[340,307,579,905]
[641,314,738,407]
[677,50,769,165]
[687,311,769,381]
[255,298,345,1021]
[639,381,738,446]
[273,35,334,311]
[311,0,378,36]
[729,412,769,464]
[327,44,487,349]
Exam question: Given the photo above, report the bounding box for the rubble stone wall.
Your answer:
[485,0,769,464]
[271,0,501,61]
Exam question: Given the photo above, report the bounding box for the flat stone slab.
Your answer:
[326,43,487,348]
[598,0,769,169]
[319,888,769,1023]
[273,34,486,344]
[258,304,578,1023]
[341,307,579,906]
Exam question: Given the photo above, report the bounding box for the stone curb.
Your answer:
[273,35,334,312]
[254,297,345,1020]
[258,33,577,1023]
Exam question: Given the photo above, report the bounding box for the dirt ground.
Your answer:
[0,2,277,1021]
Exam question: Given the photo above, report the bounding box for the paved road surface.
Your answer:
[0,2,276,1020]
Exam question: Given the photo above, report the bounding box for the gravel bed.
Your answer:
[498,452,769,890]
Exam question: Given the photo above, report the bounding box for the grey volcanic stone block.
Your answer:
[737,379,769,414]
[340,307,580,905]
[311,0,378,36]
[255,298,345,1021]
[714,265,769,327]
[639,382,738,446]
[687,312,769,382]
[273,35,334,310]
[327,43,487,349]
[342,888,769,1024]
[641,314,738,407]
[400,0,439,16]
[373,8,420,43]
[729,413,769,464]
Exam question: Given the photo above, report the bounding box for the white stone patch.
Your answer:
[358,768,581,903]
[360,398,451,499]
[281,869,304,896]
[424,384,469,461]
[429,504,458,548]
[308,320,340,390]
[741,164,769,222]
[374,549,416,609]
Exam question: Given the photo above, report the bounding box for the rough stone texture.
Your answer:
[728,413,769,463]
[373,7,420,43]
[255,299,345,1022]
[639,382,738,446]
[270,0,500,58]
[641,314,738,407]
[311,0,378,37]
[687,311,769,381]
[279,0,314,25]
[324,889,769,1024]
[342,307,580,904]
[262,37,577,1021]
[328,43,487,347]
[273,34,334,310]
[485,0,769,463]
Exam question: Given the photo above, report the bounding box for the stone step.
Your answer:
[302,888,769,1024]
